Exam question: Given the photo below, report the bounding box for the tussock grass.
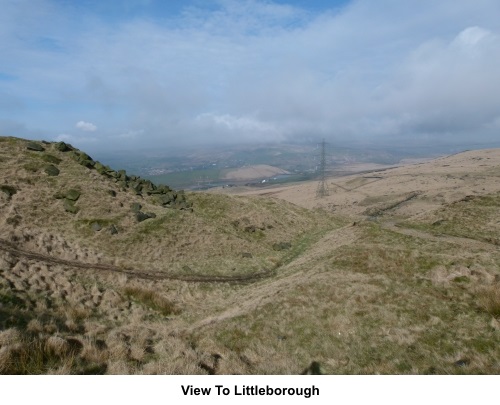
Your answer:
[123,286,180,316]
[402,192,500,244]
[2,137,500,374]
[478,285,500,317]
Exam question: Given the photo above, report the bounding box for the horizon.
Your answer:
[1,0,500,154]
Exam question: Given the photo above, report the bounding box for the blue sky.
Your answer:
[1,0,500,152]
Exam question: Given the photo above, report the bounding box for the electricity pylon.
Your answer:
[316,139,329,198]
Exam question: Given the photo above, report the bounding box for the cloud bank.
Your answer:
[0,0,499,152]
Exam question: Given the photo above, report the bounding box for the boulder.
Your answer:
[94,162,107,174]
[272,242,292,251]
[142,180,156,194]
[53,191,65,199]
[130,203,142,212]
[44,165,60,176]
[107,170,119,179]
[26,142,45,152]
[117,181,128,190]
[130,182,143,194]
[64,199,79,214]
[157,192,175,206]
[79,159,95,168]
[65,189,81,201]
[54,141,73,152]
[135,211,151,222]
[156,184,171,193]
[0,185,17,199]
[41,154,62,164]
[91,222,102,232]
[71,151,94,168]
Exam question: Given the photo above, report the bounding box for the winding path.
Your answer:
[0,238,274,284]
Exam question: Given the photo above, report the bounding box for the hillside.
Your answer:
[0,136,499,374]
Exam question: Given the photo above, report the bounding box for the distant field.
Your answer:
[145,168,222,189]
[146,166,314,189]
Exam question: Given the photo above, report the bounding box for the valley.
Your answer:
[0,136,499,374]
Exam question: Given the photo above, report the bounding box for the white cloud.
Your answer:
[453,26,490,47]
[75,121,97,132]
[2,0,500,150]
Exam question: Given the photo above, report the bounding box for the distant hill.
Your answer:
[0,136,499,374]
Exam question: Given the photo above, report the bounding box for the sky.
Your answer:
[1,0,500,153]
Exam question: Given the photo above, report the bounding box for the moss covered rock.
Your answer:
[64,199,79,214]
[44,165,60,176]
[26,142,45,152]
[66,189,81,201]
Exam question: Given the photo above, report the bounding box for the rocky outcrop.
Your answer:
[54,141,73,152]
[35,141,192,214]
[26,142,45,152]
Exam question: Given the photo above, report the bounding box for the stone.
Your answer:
[26,142,45,152]
[107,189,117,197]
[41,154,62,164]
[64,199,79,214]
[109,225,118,235]
[54,141,72,152]
[94,162,107,174]
[108,170,119,179]
[242,252,253,258]
[130,181,143,193]
[176,200,190,210]
[130,202,142,212]
[91,222,102,232]
[272,242,292,251]
[157,193,175,206]
[454,359,470,367]
[135,211,151,222]
[79,159,94,168]
[65,189,81,201]
[142,180,156,193]
[71,151,95,168]
[0,185,17,199]
[44,165,60,176]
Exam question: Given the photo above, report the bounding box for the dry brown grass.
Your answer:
[122,286,180,316]
[1,137,499,374]
[478,284,500,317]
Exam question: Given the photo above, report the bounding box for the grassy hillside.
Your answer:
[0,136,498,374]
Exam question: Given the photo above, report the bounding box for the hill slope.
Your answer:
[0,136,499,374]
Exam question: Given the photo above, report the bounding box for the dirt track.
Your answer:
[0,238,274,284]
